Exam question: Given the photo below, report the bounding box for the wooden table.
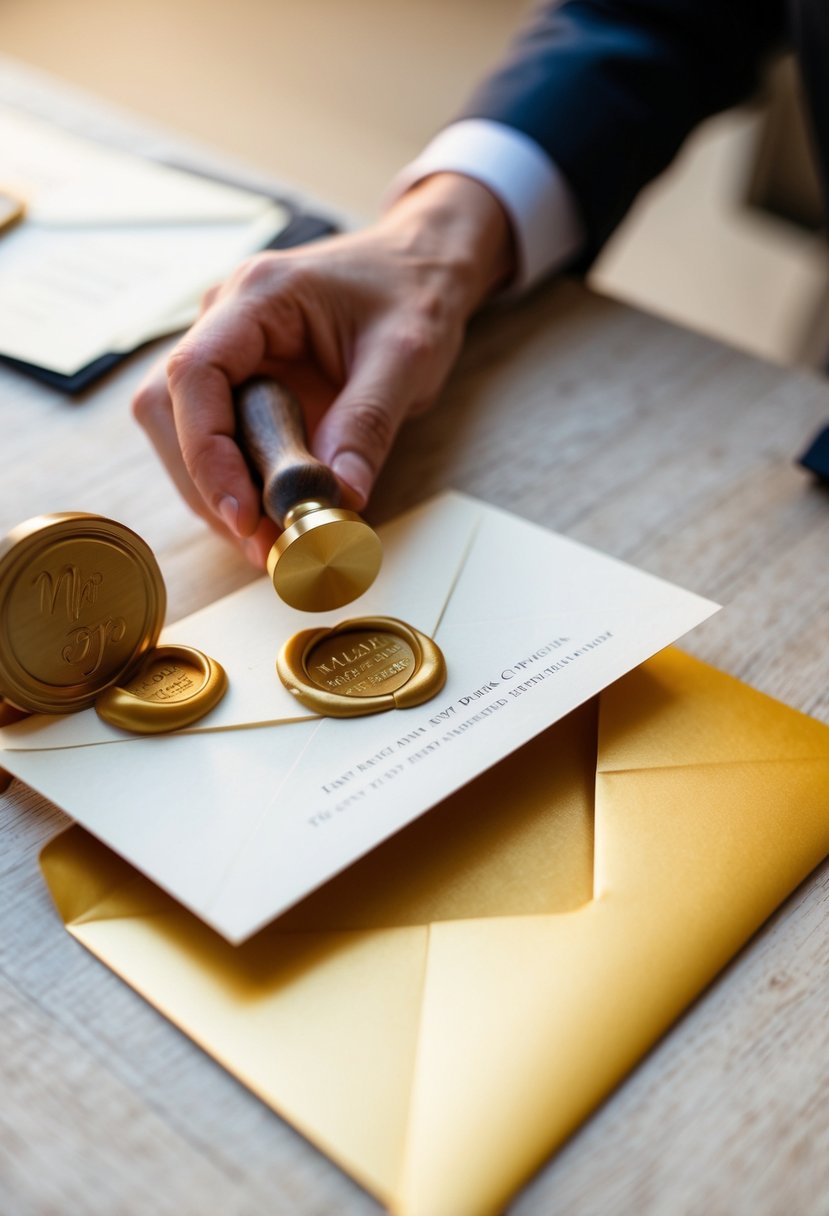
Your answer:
[2,62,829,1216]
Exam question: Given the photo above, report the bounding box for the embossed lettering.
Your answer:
[315,635,394,675]
[61,616,127,677]
[35,565,103,622]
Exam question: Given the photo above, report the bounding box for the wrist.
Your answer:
[381,172,516,316]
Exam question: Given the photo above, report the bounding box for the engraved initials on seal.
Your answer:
[35,565,103,622]
[61,617,127,677]
[34,565,125,676]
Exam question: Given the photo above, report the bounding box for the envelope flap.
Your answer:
[40,827,170,926]
[41,826,431,1205]
[398,692,829,1215]
[436,503,716,635]
[276,701,597,932]
[597,647,829,772]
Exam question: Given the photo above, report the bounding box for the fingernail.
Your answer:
[217,494,240,535]
[332,452,373,507]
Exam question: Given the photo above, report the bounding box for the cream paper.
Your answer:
[2,492,718,941]
[0,104,287,373]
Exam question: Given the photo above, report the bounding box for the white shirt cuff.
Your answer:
[386,118,585,292]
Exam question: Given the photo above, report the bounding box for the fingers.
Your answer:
[311,326,429,508]
[134,238,461,548]
[133,255,306,555]
[244,515,280,570]
[132,360,217,526]
[133,355,272,567]
[165,300,269,538]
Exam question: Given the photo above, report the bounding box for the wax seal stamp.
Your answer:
[277,616,446,717]
[235,378,383,613]
[95,644,227,734]
[0,513,227,731]
[0,513,165,713]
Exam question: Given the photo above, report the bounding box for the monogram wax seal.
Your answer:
[0,513,229,730]
[0,513,165,713]
[277,616,446,718]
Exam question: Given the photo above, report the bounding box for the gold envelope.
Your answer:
[40,648,829,1216]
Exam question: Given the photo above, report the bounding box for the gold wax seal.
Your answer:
[0,513,228,732]
[95,644,228,734]
[0,514,165,714]
[277,616,446,718]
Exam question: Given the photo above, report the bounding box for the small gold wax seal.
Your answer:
[0,513,165,714]
[277,616,446,717]
[95,644,228,734]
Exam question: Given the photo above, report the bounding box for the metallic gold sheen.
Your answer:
[38,648,829,1216]
[95,644,228,734]
[277,616,446,717]
[266,504,382,613]
[307,628,417,697]
[282,499,335,529]
[0,513,165,714]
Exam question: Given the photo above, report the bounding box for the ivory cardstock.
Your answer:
[2,492,717,941]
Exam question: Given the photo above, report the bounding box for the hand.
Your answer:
[132,172,514,566]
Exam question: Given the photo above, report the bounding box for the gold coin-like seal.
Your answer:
[277,616,446,718]
[95,645,228,734]
[0,512,166,714]
[0,513,228,733]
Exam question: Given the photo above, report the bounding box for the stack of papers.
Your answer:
[0,105,289,379]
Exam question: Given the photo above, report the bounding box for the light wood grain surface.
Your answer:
[2,61,829,1216]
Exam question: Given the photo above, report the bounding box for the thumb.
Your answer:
[311,340,417,508]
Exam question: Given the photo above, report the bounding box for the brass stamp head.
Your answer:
[266,502,383,614]
[277,616,446,717]
[0,513,165,713]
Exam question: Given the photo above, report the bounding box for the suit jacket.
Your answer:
[461,0,827,262]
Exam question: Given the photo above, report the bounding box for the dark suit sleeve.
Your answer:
[459,0,786,260]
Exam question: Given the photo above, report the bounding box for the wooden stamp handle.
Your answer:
[235,377,340,528]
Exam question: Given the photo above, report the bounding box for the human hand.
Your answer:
[132,172,514,567]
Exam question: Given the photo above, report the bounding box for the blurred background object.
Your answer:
[593,53,829,370]
[3,0,826,369]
